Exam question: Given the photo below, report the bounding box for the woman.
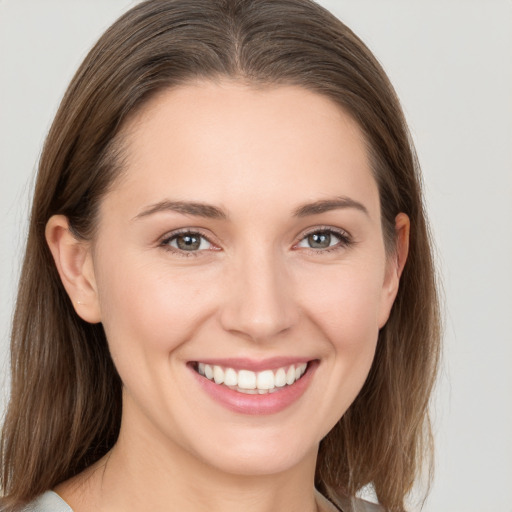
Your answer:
[0,1,440,511]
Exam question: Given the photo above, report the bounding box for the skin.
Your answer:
[46,82,409,512]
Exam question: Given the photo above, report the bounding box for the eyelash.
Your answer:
[159,227,353,257]
[159,229,217,257]
[293,226,353,254]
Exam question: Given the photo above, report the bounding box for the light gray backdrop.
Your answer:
[1,1,511,511]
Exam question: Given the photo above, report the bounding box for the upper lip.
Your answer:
[190,357,315,372]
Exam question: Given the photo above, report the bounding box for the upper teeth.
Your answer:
[197,363,308,393]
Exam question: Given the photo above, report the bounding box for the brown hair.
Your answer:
[1,1,440,510]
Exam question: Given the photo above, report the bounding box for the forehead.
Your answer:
[107,81,380,219]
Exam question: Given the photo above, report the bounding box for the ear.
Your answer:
[45,215,101,323]
[378,212,410,328]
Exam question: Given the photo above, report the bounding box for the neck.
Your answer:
[59,408,321,512]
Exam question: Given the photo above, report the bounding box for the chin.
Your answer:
[171,409,327,479]
[198,439,316,478]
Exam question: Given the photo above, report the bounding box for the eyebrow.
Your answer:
[133,200,228,221]
[293,196,369,217]
[133,195,368,222]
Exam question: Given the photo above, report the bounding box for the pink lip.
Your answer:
[189,359,319,415]
[190,356,312,372]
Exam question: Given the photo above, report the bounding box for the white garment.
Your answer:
[336,494,386,512]
[21,490,385,512]
[21,491,72,512]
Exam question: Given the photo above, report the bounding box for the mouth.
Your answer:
[189,358,318,415]
[191,361,310,395]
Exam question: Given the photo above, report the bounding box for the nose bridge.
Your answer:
[219,242,298,341]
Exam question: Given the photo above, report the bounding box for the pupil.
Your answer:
[308,232,330,249]
[177,234,200,251]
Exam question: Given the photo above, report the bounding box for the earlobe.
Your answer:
[45,215,102,323]
[378,213,410,328]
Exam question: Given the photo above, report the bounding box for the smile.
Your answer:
[195,362,308,394]
[189,358,318,415]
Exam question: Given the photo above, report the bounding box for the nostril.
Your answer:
[219,299,298,341]
[217,259,300,341]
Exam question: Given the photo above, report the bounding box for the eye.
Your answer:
[296,229,351,251]
[162,231,214,252]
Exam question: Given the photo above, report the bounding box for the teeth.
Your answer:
[213,366,224,384]
[239,388,258,394]
[286,365,295,385]
[256,370,275,390]
[295,363,307,380]
[196,362,309,392]
[224,367,237,386]
[238,370,257,390]
[275,368,286,387]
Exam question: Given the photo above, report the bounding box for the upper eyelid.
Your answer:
[158,225,352,250]
[295,225,352,241]
[161,228,215,243]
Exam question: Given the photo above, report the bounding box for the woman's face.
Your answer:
[86,82,402,476]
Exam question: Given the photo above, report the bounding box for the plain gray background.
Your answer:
[1,1,511,511]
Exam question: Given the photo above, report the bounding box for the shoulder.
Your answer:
[335,495,387,512]
[17,491,73,512]
[317,490,386,512]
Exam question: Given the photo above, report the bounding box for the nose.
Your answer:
[218,247,299,342]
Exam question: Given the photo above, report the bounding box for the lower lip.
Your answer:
[190,361,318,415]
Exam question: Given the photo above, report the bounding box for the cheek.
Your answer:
[298,262,385,346]
[94,255,216,366]
[298,262,384,406]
